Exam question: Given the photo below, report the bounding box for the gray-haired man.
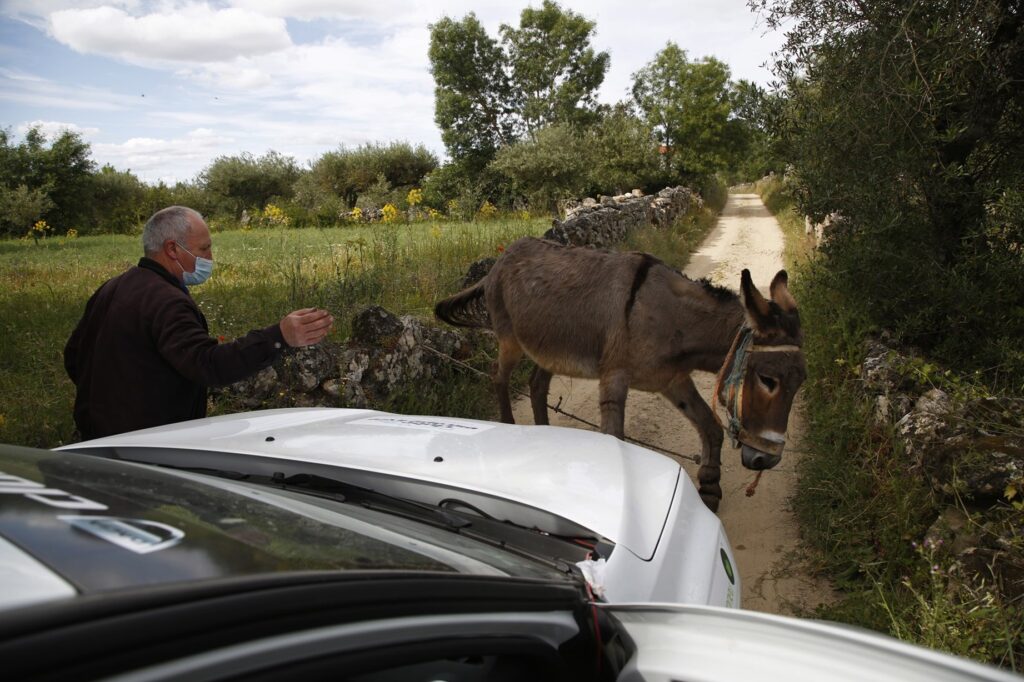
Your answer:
[64,206,333,440]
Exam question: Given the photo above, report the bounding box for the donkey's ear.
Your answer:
[770,270,798,312]
[741,269,772,331]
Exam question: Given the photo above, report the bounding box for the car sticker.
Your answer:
[720,547,735,585]
[348,416,496,434]
[59,516,185,554]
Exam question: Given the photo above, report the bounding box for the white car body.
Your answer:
[606,604,1021,682]
[59,407,739,608]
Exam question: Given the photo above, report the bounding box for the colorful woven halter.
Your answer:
[713,324,801,456]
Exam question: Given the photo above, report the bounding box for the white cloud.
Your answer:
[0,66,49,83]
[92,127,234,181]
[186,63,274,90]
[48,3,292,63]
[178,30,435,125]
[0,0,140,29]
[227,0,468,23]
[17,120,101,139]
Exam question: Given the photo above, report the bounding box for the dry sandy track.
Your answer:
[511,193,835,615]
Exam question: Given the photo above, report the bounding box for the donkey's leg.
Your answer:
[663,374,724,513]
[529,365,553,425]
[494,337,523,423]
[598,369,630,439]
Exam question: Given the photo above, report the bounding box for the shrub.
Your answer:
[381,204,400,224]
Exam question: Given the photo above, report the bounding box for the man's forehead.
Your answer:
[187,217,212,245]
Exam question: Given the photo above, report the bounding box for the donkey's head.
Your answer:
[716,269,806,472]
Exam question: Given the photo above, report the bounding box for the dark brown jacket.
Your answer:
[64,258,286,440]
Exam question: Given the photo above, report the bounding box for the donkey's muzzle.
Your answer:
[741,444,782,470]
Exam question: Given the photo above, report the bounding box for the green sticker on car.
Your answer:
[720,548,735,584]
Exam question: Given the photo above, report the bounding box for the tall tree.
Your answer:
[756,0,1024,377]
[429,2,609,173]
[500,0,610,136]
[303,142,438,210]
[0,126,95,233]
[85,165,148,234]
[631,43,733,180]
[429,13,514,174]
[725,79,785,181]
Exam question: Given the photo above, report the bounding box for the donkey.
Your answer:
[434,237,806,512]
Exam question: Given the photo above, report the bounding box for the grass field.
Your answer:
[0,218,548,447]
[1,208,717,449]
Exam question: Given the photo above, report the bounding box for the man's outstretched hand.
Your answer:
[280,308,334,347]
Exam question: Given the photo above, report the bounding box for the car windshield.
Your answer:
[0,448,573,598]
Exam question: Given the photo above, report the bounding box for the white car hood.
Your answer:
[60,408,684,561]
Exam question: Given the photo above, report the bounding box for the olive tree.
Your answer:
[756,0,1024,379]
[631,43,734,181]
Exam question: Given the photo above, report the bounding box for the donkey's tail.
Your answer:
[434,280,491,329]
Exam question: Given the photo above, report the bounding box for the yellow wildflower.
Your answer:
[477,201,498,220]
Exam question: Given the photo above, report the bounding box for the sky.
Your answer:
[0,1,786,185]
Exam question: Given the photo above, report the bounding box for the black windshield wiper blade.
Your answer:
[271,472,472,530]
[163,465,250,480]
[267,474,576,571]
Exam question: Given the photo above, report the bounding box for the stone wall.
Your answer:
[215,305,471,411]
[860,335,1023,598]
[543,186,701,248]
[861,335,1023,503]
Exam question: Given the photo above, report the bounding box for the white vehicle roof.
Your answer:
[60,408,691,561]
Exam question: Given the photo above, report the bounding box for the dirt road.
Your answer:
[512,193,834,615]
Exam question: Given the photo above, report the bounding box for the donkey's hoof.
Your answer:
[699,492,721,513]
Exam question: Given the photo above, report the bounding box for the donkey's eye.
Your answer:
[758,375,778,392]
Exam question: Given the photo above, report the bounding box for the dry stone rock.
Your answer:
[543,185,699,248]
[863,336,1023,503]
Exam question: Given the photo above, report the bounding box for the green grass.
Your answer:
[0,219,547,448]
[622,201,719,269]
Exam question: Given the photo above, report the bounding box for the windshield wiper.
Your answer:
[173,465,598,571]
[267,473,589,573]
[270,472,472,530]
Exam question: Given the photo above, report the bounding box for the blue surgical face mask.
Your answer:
[175,242,214,286]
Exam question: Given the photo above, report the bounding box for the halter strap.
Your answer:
[712,326,800,457]
[712,326,751,449]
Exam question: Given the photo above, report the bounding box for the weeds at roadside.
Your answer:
[756,176,1024,671]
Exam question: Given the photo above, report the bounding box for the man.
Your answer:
[64,205,334,440]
